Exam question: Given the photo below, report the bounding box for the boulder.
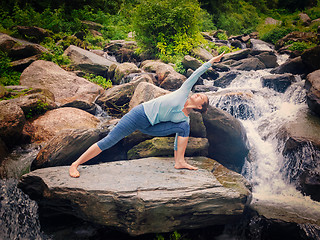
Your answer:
[11,55,40,72]
[261,73,296,93]
[221,49,250,62]
[264,17,281,25]
[104,40,137,55]
[127,137,209,159]
[299,13,311,26]
[0,101,26,147]
[113,62,141,85]
[305,69,320,116]
[182,55,202,71]
[81,20,104,31]
[278,109,320,202]
[250,39,274,51]
[301,45,320,72]
[255,52,279,68]
[270,57,308,75]
[10,88,56,117]
[30,107,100,142]
[141,60,186,90]
[193,85,219,92]
[191,47,214,61]
[189,111,207,138]
[0,34,18,52]
[20,60,103,106]
[214,71,239,88]
[96,74,154,117]
[202,106,249,173]
[64,45,118,75]
[31,127,124,170]
[15,26,50,43]
[19,157,252,235]
[232,57,266,71]
[8,44,47,61]
[129,82,169,110]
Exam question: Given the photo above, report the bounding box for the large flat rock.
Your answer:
[19,157,251,235]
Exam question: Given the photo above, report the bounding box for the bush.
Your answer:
[260,26,295,44]
[287,41,317,51]
[132,0,205,62]
[84,74,112,89]
[0,51,21,86]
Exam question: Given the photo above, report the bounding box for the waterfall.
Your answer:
[206,62,320,223]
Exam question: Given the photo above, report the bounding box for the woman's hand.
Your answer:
[209,51,225,65]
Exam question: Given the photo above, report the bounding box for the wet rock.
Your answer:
[191,47,214,61]
[222,49,251,62]
[20,60,103,106]
[0,101,26,148]
[19,157,252,236]
[232,57,266,71]
[301,45,320,72]
[255,52,278,68]
[261,73,296,93]
[127,137,208,159]
[189,111,207,138]
[279,109,320,202]
[211,63,230,72]
[305,69,320,116]
[1,179,44,240]
[64,45,118,75]
[230,39,243,49]
[202,106,249,173]
[214,71,239,88]
[113,62,141,85]
[15,25,50,43]
[193,85,219,92]
[30,107,100,142]
[96,74,153,117]
[270,56,308,75]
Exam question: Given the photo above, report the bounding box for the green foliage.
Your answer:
[84,74,112,89]
[287,41,317,51]
[0,51,21,86]
[26,100,49,119]
[132,0,205,62]
[260,26,295,44]
[216,32,228,40]
[40,38,71,66]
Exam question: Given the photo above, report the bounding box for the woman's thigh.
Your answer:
[140,121,190,137]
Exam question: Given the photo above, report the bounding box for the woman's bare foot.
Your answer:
[69,163,80,178]
[175,161,198,170]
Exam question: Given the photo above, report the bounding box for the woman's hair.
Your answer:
[193,95,209,113]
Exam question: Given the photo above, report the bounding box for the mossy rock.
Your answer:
[127,137,209,160]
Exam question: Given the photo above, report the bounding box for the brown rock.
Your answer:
[30,107,100,142]
[20,60,103,106]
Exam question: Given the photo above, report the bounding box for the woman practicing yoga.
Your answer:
[69,52,225,178]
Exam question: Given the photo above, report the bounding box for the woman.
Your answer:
[69,52,225,178]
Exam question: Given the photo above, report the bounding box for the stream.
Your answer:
[1,51,320,239]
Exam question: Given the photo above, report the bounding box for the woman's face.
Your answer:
[190,93,207,109]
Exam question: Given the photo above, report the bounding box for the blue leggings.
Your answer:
[97,104,190,151]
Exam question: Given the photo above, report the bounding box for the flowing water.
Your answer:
[1,52,320,239]
[206,54,320,227]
